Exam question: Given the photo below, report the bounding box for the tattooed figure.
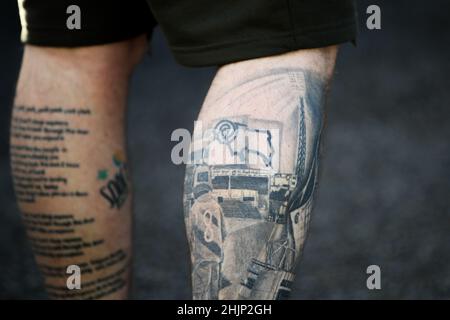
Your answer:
[184,67,328,300]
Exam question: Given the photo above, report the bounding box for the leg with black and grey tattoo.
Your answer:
[183,47,338,300]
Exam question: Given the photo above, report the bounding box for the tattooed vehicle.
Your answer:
[190,165,298,223]
[186,164,317,299]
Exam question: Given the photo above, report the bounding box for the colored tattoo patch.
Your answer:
[97,169,108,181]
[99,151,129,210]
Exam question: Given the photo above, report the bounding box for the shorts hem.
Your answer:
[21,28,151,48]
[171,22,357,67]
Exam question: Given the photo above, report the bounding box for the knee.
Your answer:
[20,35,148,81]
[15,35,148,105]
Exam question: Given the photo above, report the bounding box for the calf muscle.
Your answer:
[11,40,144,299]
[184,47,337,299]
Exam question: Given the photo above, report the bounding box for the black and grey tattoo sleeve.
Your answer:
[183,69,326,300]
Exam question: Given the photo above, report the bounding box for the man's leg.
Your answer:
[184,46,337,299]
[10,36,147,299]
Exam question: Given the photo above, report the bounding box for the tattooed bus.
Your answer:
[190,164,298,222]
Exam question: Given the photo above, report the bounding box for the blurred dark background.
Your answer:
[1,0,449,299]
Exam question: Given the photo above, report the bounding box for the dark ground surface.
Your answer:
[1,1,449,299]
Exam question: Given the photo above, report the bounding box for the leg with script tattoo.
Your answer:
[11,36,146,299]
[184,47,338,299]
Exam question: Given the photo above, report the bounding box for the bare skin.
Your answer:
[12,34,336,299]
[184,46,338,300]
[11,35,147,299]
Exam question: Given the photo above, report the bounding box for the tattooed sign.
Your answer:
[189,118,280,171]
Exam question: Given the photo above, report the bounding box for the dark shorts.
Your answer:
[18,0,357,67]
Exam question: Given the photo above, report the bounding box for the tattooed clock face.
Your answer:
[215,120,237,144]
